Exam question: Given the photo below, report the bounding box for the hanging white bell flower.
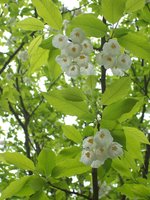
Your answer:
[108,142,123,158]
[117,54,132,70]
[75,53,89,65]
[82,39,93,54]
[96,52,104,65]
[66,64,80,78]
[70,27,85,44]
[17,50,28,62]
[83,136,94,150]
[94,129,113,147]
[65,43,82,58]
[99,181,111,198]
[80,150,95,166]
[111,67,124,76]
[102,54,116,69]
[91,159,104,168]
[95,146,108,163]
[56,55,72,71]
[80,63,95,76]
[103,39,121,56]
[52,34,68,49]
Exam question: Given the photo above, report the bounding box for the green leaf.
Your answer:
[47,49,62,80]
[111,128,126,148]
[118,183,150,199]
[16,17,44,31]
[29,47,49,74]
[30,191,49,200]
[57,146,81,162]
[43,89,94,121]
[112,157,133,178]
[52,158,90,178]
[0,0,8,3]
[123,127,149,161]
[40,36,53,49]
[16,176,44,197]
[0,152,35,171]
[37,148,56,177]
[101,0,125,24]
[102,98,139,121]
[0,176,30,200]
[125,0,145,13]
[53,87,86,102]
[119,97,144,122]
[62,125,82,143]
[28,35,42,56]
[101,77,131,105]
[118,32,150,61]
[85,75,97,92]
[32,0,62,30]
[67,14,107,38]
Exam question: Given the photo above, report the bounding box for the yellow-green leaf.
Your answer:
[17,17,44,31]
[102,0,125,23]
[32,0,62,30]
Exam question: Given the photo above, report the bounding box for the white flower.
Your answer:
[65,43,82,58]
[80,63,95,75]
[96,52,116,69]
[52,34,68,49]
[23,77,31,85]
[96,52,103,65]
[70,28,85,44]
[75,54,89,65]
[56,55,72,71]
[117,54,132,70]
[6,73,13,80]
[103,39,121,56]
[83,136,94,150]
[91,160,104,168]
[102,54,116,69]
[82,39,93,54]
[66,64,80,78]
[95,146,108,162]
[80,150,95,166]
[94,129,113,147]
[108,142,123,158]
[99,181,111,198]
[111,68,124,76]
[17,50,28,62]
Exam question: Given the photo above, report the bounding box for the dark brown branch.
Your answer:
[92,168,99,200]
[30,73,62,117]
[140,59,150,179]
[48,181,90,200]
[0,32,35,76]
[0,42,25,75]
[142,135,150,178]
[8,101,25,129]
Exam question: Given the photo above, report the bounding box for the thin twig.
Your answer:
[48,181,90,199]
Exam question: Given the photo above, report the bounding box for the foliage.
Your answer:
[0,0,150,199]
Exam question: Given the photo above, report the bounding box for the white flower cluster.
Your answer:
[91,181,111,198]
[52,28,94,78]
[96,39,132,76]
[80,129,123,168]
[17,50,28,62]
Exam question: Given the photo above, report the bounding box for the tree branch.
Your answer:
[140,59,150,179]
[0,42,25,75]
[48,181,91,199]
[92,168,99,200]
